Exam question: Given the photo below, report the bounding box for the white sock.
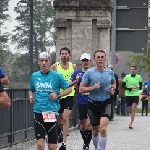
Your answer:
[92,134,100,150]
[99,136,107,150]
[61,142,66,146]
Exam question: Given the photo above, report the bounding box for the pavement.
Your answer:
[2,113,150,150]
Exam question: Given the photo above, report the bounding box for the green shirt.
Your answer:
[123,74,142,96]
[56,62,75,98]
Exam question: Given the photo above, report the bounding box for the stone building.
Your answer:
[53,0,114,66]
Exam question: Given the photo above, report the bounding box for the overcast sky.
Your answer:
[3,0,18,53]
[4,0,18,33]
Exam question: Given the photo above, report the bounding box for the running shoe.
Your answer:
[82,144,89,150]
[59,143,66,150]
[129,123,133,129]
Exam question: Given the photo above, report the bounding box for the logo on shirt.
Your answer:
[36,82,52,89]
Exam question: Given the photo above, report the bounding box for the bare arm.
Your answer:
[1,76,9,86]
[73,64,77,71]
[111,81,116,89]
[51,64,57,71]
[0,92,11,108]
[50,87,72,100]
[60,87,72,97]
[29,91,34,103]
[79,82,100,94]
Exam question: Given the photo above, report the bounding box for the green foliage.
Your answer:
[0,0,10,26]
[12,0,56,54]
[5,0,56,88]
[0,0,11,67]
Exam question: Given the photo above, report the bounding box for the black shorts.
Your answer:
[58,96,74,114]
[34,113,58,144]
[88,99,111,126]
[78,104,88,120]
[126,96,139,107]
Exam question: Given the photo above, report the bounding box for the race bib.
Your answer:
[42,111,56,122]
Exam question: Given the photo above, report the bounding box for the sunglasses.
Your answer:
[97,56,105,59]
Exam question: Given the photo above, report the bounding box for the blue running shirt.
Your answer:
[0,68,6,79]
[29,70,70,115]
[71,69,88,104]
[144,81,150,95]
[82,67,115,101]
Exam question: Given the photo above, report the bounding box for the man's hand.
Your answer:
[76,73,81,82]
[92,82,100,90]
[131,85,137,90]
[49,91,59,100]
[29,96,34,103]
[109,86,115,95]
[70,73,82,87]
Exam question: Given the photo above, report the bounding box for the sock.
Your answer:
[86,130,92,146]
[99,136,107,150]
[61,142,66,146]
[80,130,86,145]
[92,134,100,150]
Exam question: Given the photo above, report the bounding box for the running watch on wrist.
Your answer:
[57,93,61,98]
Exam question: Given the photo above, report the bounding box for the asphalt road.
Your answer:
[2,113,150,150]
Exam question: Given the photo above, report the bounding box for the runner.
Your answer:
[79,50,116,150]
[29,52,72,150]
[71,53,92,150]
[51,47,76,150]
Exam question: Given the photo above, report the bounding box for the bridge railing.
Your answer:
[0,88,78,149]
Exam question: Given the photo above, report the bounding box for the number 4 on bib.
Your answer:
[42,112,56,122]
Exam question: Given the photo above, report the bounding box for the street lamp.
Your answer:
[17,0,33,76]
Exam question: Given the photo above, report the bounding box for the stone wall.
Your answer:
[54,0,114,66]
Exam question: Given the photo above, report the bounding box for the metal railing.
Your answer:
[0,89,78,149]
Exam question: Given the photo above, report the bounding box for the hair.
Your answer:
[93,50,106,58]
[60,47,70,54]
[131,65,137,70]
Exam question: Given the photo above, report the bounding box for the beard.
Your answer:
[61,57,69,62]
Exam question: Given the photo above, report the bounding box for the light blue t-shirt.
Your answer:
[29,70,70,115]
[82,67,115,101]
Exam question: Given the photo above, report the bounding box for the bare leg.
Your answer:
[37,139,45,150]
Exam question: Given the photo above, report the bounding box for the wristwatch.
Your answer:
[57,93,61,99]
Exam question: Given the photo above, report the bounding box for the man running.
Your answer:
[79,50,116,150]
[122,65,142,129]
[71,53,92,150]
[29,52,72,150]
[51,47,76,150]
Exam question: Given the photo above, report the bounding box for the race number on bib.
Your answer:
[42,111,56,122]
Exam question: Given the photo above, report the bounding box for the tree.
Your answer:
[126,28,150,74]
[0,0,11,66]
[12,0,56,56]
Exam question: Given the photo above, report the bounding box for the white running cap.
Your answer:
[80,53,91,60]
[39,52,50,59]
